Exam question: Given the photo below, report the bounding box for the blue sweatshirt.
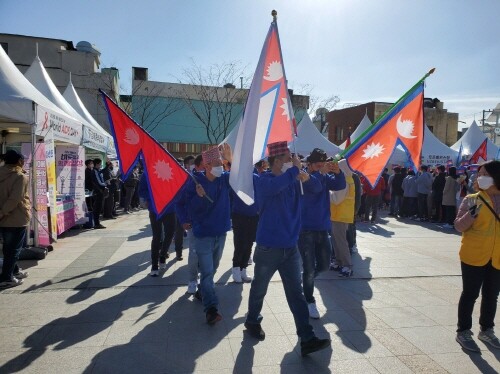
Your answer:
[231,173,259,216]
[256,166,320,248]
[175,170,204,225]
[301,171,346,231]
[185,171,231,237]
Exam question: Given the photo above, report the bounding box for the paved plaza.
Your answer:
[0,210,499,373]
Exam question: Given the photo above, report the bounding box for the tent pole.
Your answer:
[31,103,39,247]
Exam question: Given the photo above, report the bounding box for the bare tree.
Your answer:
[130,79,184,133]
[295,83,340,134]
[176,59,250,144]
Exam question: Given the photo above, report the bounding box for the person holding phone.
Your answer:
[454,160,500,352]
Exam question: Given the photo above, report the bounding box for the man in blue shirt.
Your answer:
[245,141,331,356]
[185,144,232,324]
[299,148,345,319]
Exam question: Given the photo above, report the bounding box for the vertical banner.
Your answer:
[56,145,87,225]
[44,129,58,241]
[21,143,50,246]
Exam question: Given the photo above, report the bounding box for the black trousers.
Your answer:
[92,192,104,226]
[231,213,259,269]
[174,216,184,256]
[457,261,500,332]
[149,211,176,270]
[443,205,456,225]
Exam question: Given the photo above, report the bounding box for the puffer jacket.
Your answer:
[0,165,32,227]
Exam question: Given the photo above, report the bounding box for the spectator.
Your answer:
[442,167,460,229]
[416,165,433,221]
[432,165,446,222]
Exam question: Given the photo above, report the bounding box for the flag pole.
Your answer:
[339,68,435,159]
[273,9,304,194]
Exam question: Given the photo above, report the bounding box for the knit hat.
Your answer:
[202,147,221,164]
[267,141,289,157]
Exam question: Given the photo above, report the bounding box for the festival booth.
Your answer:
[24,56,115,231]
[339,113,372,150]
[451,120,499,161]
[421,125,458,167]
[0,47,83,247]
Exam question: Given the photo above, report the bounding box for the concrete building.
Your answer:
[0,33,120,132]
[327,99,458,146]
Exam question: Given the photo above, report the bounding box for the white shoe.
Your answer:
[241,268,253,282]
[187,281,197,294]
[149,270,159,277]
[232,267,242,283]
[308,303,320,319]
[14,271,29,279]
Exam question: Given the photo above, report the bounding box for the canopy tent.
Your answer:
[288,114,340,157]
[421,125,459,166]
[451,120,499,161]
[63,79,116,157]
[339,113,372,150]
[0,46,82,144]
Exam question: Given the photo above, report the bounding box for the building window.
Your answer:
[0,42,7,54]
[335,127,344,142]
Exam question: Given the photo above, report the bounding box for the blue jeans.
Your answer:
[390,194,402,215]
[298,231,331,304]
[0,227,26,282]
[246,245,315,342]
[192,234,226,312]
[186,229,199,283]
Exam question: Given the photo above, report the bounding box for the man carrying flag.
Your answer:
[245,141,332,356]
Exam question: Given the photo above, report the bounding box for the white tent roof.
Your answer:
[24,56,91,128]
[451,120,498,160]
[63,80,115,156]
[422,125,458,166]
[0,46,81,142]
[339,113,372,150]
[289,114,340,157]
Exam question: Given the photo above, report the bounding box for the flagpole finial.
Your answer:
[428,68,436,75]
[271,9,277,22]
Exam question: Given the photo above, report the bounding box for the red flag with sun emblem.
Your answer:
[102,91,189,216]
[229,17,296,205]
[344,82,424,187]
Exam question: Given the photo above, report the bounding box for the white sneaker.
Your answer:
[241,268,253,282]
[14,271,29,279]
[232,267,242,283]
[159,263,167,270]
[149,270,159,277]
[0,277,23,288]
[187,281,197,294]
[308,303,320,319]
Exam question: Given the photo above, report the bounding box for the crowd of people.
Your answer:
[0,145,498,355]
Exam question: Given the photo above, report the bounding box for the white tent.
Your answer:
[339,113,372,150]
[63,79,115,157]
[0,46,82,144]
[422,125,459,166]
[288,114,340,157]
[451,120,499,161]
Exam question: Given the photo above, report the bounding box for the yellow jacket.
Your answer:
[458,191,500,269]
[330,175,355,224]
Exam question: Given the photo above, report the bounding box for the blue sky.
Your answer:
[1,0,499,129]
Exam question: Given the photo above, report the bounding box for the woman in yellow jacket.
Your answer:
[454,160,500,352]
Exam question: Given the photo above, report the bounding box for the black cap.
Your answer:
[306,148,327,163]
[3,150,24,165]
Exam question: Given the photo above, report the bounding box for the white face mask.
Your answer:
[477,175,494,190]
[281,161,294,173]
[210,165,223,177]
